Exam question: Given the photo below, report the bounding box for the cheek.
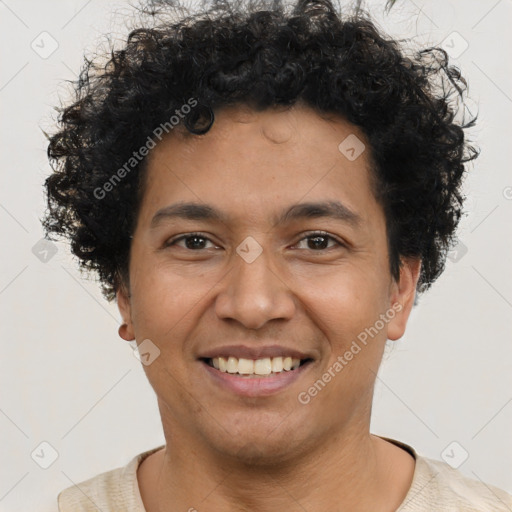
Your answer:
[130,255,211,319]
[301,270,389,383]
[128,265,224,375]
[298,264,384,329]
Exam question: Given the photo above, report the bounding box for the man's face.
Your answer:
[118,103,419,463]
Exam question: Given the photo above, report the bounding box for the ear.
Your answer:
[386,257,422,341]
[116,285,135,341]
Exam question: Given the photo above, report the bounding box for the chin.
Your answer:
[219,439,302,468]
[207,416,313,467]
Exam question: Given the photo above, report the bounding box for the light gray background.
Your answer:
[1,0,511,510]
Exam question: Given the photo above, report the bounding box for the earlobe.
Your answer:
[387,257,422,341]
[118,323,135,341]
[116,287,135,341]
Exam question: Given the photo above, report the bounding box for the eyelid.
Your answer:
[294,230,346,248]
[164,231,346,250]
[164,231,217,248]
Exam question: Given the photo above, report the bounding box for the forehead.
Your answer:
[137,103,381,231]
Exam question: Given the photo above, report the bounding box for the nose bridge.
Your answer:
[214,237,295,329]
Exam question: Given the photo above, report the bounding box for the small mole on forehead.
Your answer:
[260,116,294,144]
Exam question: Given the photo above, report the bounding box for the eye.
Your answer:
[294,231,345,251]
[164,231,345,252]
[165,232,218,250]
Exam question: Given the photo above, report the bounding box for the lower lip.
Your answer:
[200,360,313,397]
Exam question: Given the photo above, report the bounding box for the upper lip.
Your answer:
[198,345,314,361]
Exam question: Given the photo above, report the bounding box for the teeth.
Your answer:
[271,357,283,372]
[254,358,272,375]
[238,358,254,374]
[227,356,237,373]
[210,356,303,375]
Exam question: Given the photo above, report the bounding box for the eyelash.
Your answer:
[165,231,345,251]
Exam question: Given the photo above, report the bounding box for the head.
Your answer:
[42,0,478,463]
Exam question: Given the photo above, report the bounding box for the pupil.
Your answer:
[186,236,205,249]
[309,236,327,250]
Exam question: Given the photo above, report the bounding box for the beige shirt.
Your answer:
[57,438,512,511]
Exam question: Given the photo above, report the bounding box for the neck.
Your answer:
[139,421,414,512]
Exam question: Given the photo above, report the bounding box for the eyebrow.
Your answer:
[150,200,362,229]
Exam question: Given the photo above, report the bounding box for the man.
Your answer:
[43,0,511,509]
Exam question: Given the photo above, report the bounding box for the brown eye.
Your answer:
[294,232,344,251]
[165,233,216,250]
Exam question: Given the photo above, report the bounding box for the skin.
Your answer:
[117,102,421,512]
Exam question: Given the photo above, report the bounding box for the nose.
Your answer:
[214,244,296,330]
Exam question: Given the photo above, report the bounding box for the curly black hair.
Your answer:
[41,0,479,302]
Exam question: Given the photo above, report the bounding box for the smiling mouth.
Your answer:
[201,356,314,377]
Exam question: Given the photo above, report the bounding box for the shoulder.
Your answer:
[57,445,164,512]
[379,436,512,512]
[58,464,122,511]
[399,454,512,511]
